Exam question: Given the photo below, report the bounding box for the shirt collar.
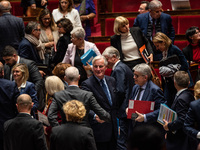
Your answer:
[176,88,187,97]
[94,75,105,83]
[112,60,120,70]
[18,82,26,91]
[17,56,20,64]
[140,81,148,90]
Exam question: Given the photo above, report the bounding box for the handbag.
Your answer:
[159,55,181,67]
[149,64,162,89]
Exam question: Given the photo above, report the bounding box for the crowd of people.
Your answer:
[1,0,200,150]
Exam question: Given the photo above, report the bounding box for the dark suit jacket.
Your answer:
[4,57,45,110]
[4,113,47,150]
[48,86,110,127]
[111,61,134,118]
[165,89,194,150]
[184,99,200,142]
[133,12,175,42]
[182,43,200,62]
[0,79,19,142]
[130,80,165,123]
[52,32,71,66]
[81,75,118,142]
[0,13,24,52]
[18,38,43,64]
[110,27,153,61]
[50,122,97,150]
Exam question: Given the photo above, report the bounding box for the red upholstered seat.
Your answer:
[178,15,200,34]
[174,41,188,51]
[95,42,110,54]
[105,18,135,36]
[47,1,59,13]
[171,16,178,34]
[10,2,23,16]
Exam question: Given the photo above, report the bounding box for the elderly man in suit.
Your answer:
[133,0,175,61]
[162,71,194,150]
[48,66,111,127]
[81,55,118,150]
[0,62,19,150]
[129,63,165,130]
[4,94,47,150]
[2,45,45,111]
[0,1,24,62]
[102,46,134,150]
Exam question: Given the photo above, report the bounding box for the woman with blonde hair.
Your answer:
[152,32,192,107]
[110,16,153,70]
[12,63,38,115]
[194,80,200,100]
[50,100,97,150]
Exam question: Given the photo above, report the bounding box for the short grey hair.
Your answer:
[65,66,80,82]
[149,0,162,10]
[71,27,85,39]
[102,46,120,59]
[25,21,40,34]
[45,76,64,96]
[92,55,108,66]
[133,63,152,80]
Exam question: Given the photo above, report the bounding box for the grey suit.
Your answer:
[48,86,111,127]
[4,57,45,110]
[0,13,24,55]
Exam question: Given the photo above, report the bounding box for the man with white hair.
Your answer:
[102,46,133,150]
[48,66,111,127]
[0,0,24,62]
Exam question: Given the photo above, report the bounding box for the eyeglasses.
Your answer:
[60,1,68,4]
[34,28,41,31]
[42,18,51,21]
[133,74,144,78]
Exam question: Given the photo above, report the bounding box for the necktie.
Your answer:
[152,19,156,37]
[136,87,143,100]
[100,79,112,105]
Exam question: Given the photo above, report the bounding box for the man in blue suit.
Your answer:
[0,1,24,62]
[0,62,19,150]
[133,0,175,60]
[102,46,133,150]
[129,63,165,129]
[81,56,118,150]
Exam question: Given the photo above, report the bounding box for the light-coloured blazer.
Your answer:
[62,40,101,66]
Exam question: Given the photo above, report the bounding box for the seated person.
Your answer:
[50,100,97,150]
[18,21,44,64]
[183,26,200,82]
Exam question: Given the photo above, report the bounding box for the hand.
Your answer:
[135,111,144,122]
[31,4,36,9]
[83,62,92,71]
[147,53,153,63]
[80,15,88,22]
[95,115,105,123]
[43,126,47,135]
[125,107,129,115]
[45,42,54,48]
[163,119,169,131]
[39,70,46,77]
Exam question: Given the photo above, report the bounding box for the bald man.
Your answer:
[3,94,47,150]
[0,0,24,62]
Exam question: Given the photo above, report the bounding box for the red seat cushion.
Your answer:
[95,42,110,54]
[174,41,188,51]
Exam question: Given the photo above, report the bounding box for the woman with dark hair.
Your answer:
[183,26,200,81]
[52,0,82,28]
[39,9,59,65]
[74,0,96,40]
[52,18,73,65]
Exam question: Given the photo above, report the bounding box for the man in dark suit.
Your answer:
[50,100,97,150]
[162,71,194,150]
[102,46,134,150]
[2,45,45,111]
[129,63,165,128]
[0,1,24,62]
[184,100,200,150]
[0,62,19,150]
[133,0,175,61]
[81,56,118,150]
[48,66,111,127]
[3,94,47,150]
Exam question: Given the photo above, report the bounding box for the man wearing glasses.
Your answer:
[134,0,175,61]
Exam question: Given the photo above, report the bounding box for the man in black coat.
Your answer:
[2,45,45,111]
[0,62,19,150]
[4,94,47,150]
[81,56,118,150]
[102,46,134,150]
